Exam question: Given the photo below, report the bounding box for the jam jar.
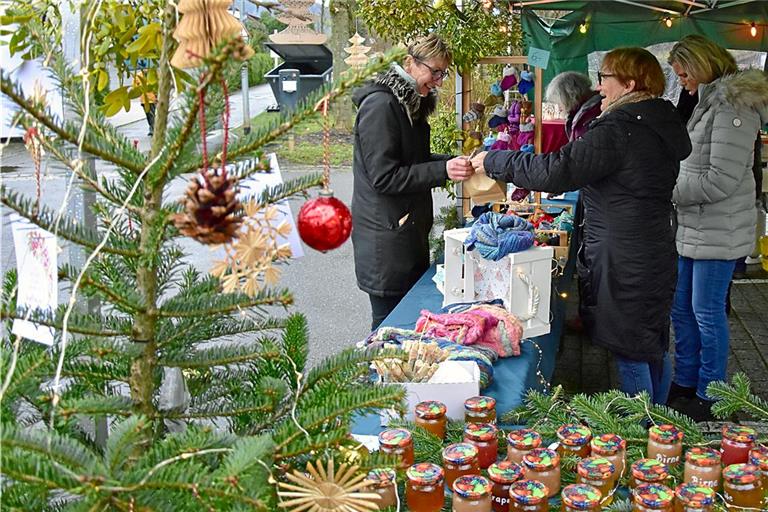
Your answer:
[590,433,626,481]
[576,456,616,504]
[561,483,602,511]
[465,396,497,424]
[487,461,523,512]
[721,424,757,466]
[522,448,561,497]
[749,444,768,495]
[631,483,674,512]
[464,423,499,469]
[378,428,414,468]
[509,479,549,512]
[647,424,683,467]
[406,463,445,512]
[722,463,763,510]
[415,400,448,439]
[629,459,669,489]
[507,429,543,465]
[557,424,592,459]
[443,443,481,490]
[673,483,715,512]
[683,447,721,489]
[452,475,493,512]
[366,468,397,510]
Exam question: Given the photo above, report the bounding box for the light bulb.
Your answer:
[579,22,587,34]
[664,17,672,28]
[750,22,757,38]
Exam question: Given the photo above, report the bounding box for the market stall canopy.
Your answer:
[517,1,768,84]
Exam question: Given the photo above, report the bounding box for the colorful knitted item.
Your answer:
[468,304,523,356]
[464,212,535,261]
[415,310,488,346]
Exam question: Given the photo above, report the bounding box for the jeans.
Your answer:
[369,294,405,332]
[671,256,736,400]
[614,352,672,404]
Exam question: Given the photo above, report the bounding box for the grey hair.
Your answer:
[546,71,594,112]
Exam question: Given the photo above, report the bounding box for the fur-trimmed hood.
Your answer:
[700,68,768,124]
[352,64,437,125]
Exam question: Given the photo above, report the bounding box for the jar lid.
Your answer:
[648,424,683,444]
[577,457,616,480]
[506,428,542,449]
[633,483,674,508]
[464,422,498,441]
[749,444,768,469]
[464,395,496,412]
[366,468,396,488]
[557,424,592,446]
[453,475,492,498]
[590,433,625,455]
[631,458,669,482]
[685,446,721,467]
[415,400,446,419]
[522,447,560,471]
[509,479,548,505]
[723,463,760,485]
[406,463,444,485]
[442,442,479,464]
[378,428,412,448]
[722,424,757,444]
[674,483,715,506]
[487,461,523,484]
[562,483,602,509]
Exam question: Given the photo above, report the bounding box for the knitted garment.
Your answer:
[553,211,574,233]
[415,310,488,346]
[468,304,523,356]
[464,212,535,261]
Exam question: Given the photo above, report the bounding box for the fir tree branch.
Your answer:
[58,396,135,418]
[159,316,287,349]
[162,404,274,420]
[0,305,131,338]
[59,264,145,313]
[157,288,293,318]
[1,422,103,474]
[161,344,278,369]
[244,173,325,206]
[707,373,768,421]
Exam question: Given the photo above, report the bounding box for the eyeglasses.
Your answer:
[415,58,450,80]
[597,71,616,85]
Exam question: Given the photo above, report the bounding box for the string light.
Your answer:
[579,22,587,34]
[664,17,672,28]
[750,22,758,38]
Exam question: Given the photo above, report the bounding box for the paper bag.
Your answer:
[463,173,506,203]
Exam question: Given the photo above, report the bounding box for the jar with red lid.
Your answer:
[629,459,669,489]
[452,475,493,512]
[487,461,523,512]
[509,479,549,512]
[590,433,626,481]
[464,423,499,469]
[557,424,592,459]
[631,483,673,511]
[561,483,602,511]
[722,463,763,509]
[443,443,480,490]
[378,428,414,468]
[683,447,720,489]
[406,463,445,512]
[465,396,497,424]
[366,468,397,510]
[673,483,715,512]
[507,429,543,464]
[647,424,683,467]
[576,456,615,505]
[522,448,561,497]
[721,424,757,466]
[415,400,447,439]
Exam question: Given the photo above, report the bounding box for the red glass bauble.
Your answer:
[297,194,352,252]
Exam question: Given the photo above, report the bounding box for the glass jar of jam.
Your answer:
[366,468,397,510]
[629,459,669,489]
[557,424,592,459]
[487,461,523,512]
[631,483,673,511]
[561,483,602,511]
[721,424,757,466]
[748,445,768,502]
[465,396,497,424]
[443,443,481,490]
[415,400,448,439]
[522,448,561,497]
[591,433,626,481]
[509,480,549,512]
[453,475,493,512]
[378,428,414,468]
[464,423,499,469]
[507,429,543,465]
[683,447,721,489]
[647,424,683,467]
[673,483,715,512]
[576,456,616,505]
[406,463,445,512]
[722,463,763,510]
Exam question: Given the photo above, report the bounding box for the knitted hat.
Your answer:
[483,133,497,149]
[488,116,507,129]
[500,74,518,91]
[490,81,503,96]
[518,70,534,95]
[491,105,508,118]
[462,102,486,123]
[483,94,503,107]
[497,130,511,142]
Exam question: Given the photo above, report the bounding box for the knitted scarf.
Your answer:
[599,90,656,116]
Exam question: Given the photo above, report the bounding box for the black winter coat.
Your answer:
[485,99,692,361]
[351,67,450,297]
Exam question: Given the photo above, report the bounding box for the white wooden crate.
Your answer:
[443,228,553,337]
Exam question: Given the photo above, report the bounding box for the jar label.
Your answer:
[655,454,680,465]
[492,495,509,507]
[690,476,718,487]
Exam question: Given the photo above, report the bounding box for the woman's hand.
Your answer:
[446,156,474,181]
[470,151,488,175]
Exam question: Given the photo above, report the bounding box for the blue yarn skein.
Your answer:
[464,212,535,261]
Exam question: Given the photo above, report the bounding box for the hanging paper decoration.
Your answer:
[277,459,381,511]
[269,0,327,45]
[344,32,372,69]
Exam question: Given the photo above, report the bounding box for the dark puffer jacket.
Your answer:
[484,99,692,361]
[351,66,450,297]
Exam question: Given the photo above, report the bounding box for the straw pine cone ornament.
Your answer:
[174,169,242,245]
[277,459,381,511]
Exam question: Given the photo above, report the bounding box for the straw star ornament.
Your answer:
[277,459,381,511]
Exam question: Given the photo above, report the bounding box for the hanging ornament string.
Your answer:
[220,79,230,177]
[23,127,42,215]
[314,95,331,193]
